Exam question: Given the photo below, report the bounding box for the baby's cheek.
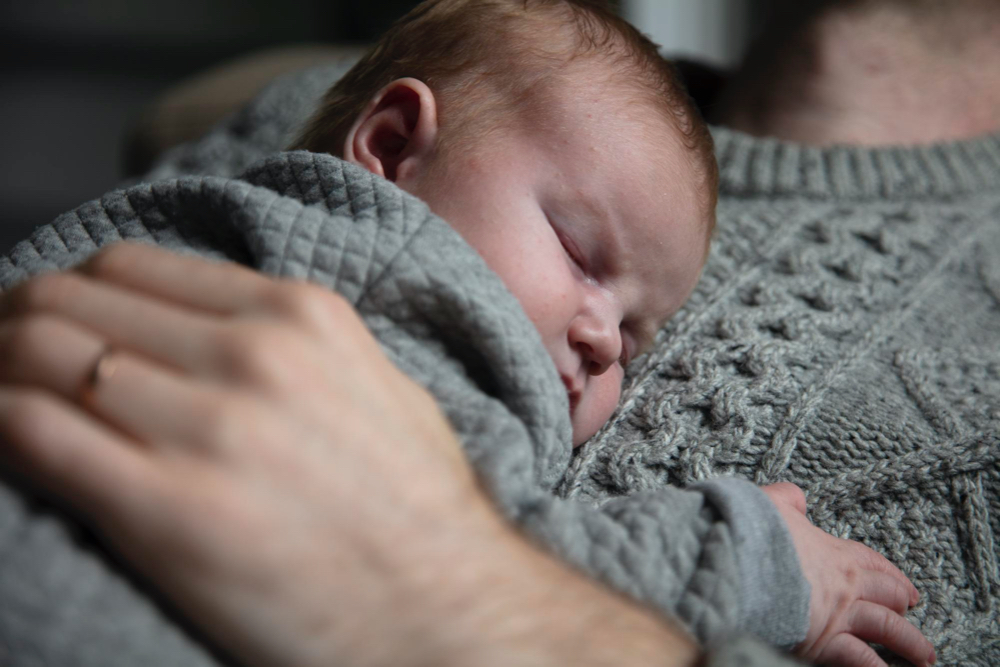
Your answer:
[596,366,625,420]
[571,368,624,447]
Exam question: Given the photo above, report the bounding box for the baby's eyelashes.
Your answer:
[559,232,588,274]
[546,212,591,275]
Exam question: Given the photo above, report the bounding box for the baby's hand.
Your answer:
[760,483,936,667]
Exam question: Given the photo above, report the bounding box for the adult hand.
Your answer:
[0,243,492,667]
[0,243,703,667]
[761,483,937,667]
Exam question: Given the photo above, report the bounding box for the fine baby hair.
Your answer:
[292,0,718,228]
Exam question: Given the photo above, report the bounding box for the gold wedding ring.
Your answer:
[79,345,118,408]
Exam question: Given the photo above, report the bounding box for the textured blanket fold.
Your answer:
[0,150,805,665]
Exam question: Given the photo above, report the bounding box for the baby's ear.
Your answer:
[343,78,439,182]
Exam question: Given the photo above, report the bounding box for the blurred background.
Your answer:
[0,0,767,251]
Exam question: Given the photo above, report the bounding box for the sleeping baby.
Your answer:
[291,8,929,661]
[290,0,716,448]
[0,0,933,665]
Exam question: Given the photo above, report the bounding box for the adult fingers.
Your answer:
[76,243,351,339]
[76,242,275,316]
[0,271,218,376]
[0,315,255,449]
[849,601,936,667]
[0,387,156,522]
[818,633,888,667]
[76,347,256,450]
[0,315,105,399]
[0,280,368,441]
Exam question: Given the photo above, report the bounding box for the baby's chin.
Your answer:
[568,372,624,448]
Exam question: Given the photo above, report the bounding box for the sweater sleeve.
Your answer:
[705,635,808,667]
[690,478,810,647]
[515,478,809,648]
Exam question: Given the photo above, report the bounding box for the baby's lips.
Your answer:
[559,374,581,414]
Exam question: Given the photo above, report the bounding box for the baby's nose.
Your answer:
[570,312,622,376]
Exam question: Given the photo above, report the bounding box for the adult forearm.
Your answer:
[342,498,701,667]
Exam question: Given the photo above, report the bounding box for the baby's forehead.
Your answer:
[458,60,714,240]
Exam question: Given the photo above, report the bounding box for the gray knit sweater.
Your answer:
[567,128,1000,665]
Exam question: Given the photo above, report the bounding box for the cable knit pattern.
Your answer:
[563,128,1000,666]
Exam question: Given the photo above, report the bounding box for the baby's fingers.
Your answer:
[849,600,936,666]
[854,542,920,607]
[860,570,914,616]
[819,634,888,667]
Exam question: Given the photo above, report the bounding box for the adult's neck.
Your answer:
[712,1,1000,147]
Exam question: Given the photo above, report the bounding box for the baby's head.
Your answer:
[294,0,717,446]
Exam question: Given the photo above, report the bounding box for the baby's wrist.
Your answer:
[689,478,811,646]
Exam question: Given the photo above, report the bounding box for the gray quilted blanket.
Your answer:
[0,148,804,665]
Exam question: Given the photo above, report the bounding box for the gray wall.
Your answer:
[0,0,420,253]
[624,0,757,68]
